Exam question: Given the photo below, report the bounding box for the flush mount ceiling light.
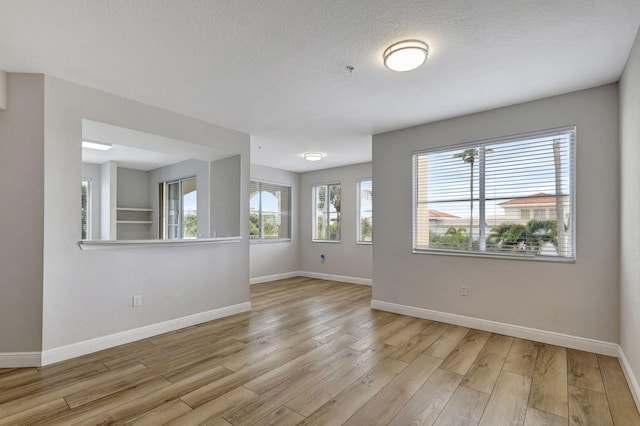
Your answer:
[303,152,324,161]
[383,39,429,72]
[82,140,112,151]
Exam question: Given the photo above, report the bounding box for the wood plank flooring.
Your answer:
[1,277,639,425]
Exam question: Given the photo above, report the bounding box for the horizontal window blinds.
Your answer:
[414,127,575,259]
[250,181,291,240]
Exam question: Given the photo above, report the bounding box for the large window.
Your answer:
[357,179,373,243]
[81,179,91,240]
[159,176,197,239]
[413,127,575,260]
[249,180,291,241]
[313,183,341,241]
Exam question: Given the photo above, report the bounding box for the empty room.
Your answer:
[1,1,640,424]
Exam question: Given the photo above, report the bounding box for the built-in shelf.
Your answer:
[116,207,155,239]
[116,207,154,212]
[116,207,153,222]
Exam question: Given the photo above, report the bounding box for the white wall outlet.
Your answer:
[460,286,469,296]
[133,295,142,307]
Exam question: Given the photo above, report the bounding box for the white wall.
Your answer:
[373,85,619,342]
[41,75,250,351]
[620,27,640,394]
[299,162,373,281]
[0,74,44,352]
[100,161,117,240]
[250,164,300,281]
[81,162,101,241]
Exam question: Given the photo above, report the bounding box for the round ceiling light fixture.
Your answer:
[383,39,429,72]
[303,152,324,161]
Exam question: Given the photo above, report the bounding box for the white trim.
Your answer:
[41,302,251,366]
[300,271,371,286]
[250,272,300,285]
[370,300,618,356]
[0,352,41,368]
[618,346,640,411]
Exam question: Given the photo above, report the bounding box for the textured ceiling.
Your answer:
[1,0,639,172]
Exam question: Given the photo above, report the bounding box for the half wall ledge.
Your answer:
[78,236,241,250]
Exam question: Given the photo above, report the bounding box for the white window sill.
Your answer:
[413,248,575,263]
[250,238,292,244]
[357,241,373,245]
[79,236,241,250]
[312,239,341,243]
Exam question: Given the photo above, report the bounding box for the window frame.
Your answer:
[356,178,373,244]
[312,182,341,243]
[249,179,292,243]
[412,126,576,262]
[159,175,197,240]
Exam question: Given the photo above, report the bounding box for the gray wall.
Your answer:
[0,74,44,352]
[211,155,241,238]
[41,75,250,350]
[372,85,619,342]
[620,27,640,391]
[250,164,300,280]
[299,162,373,280]
[117,167,151,209]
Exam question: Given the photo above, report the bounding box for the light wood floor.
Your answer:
[1,278,639,425]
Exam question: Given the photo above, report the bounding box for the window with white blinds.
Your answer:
[413,126,575,260]
[357,179,373,243]
[250,180,291,241]
[81,178,91,240]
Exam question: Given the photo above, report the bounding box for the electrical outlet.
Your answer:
[133,295,142,307]
[460,286,469,296]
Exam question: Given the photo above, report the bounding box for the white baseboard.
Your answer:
[299,271,372,286]
[40,302,251,366]
[371,300,619,357]
[0,352,41,368]
[250,271,300,285]
[618,346,640,411]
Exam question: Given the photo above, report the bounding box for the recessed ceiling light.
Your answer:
[383,39,429,72]
[82,140,112,151]
[304,152,324,161]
